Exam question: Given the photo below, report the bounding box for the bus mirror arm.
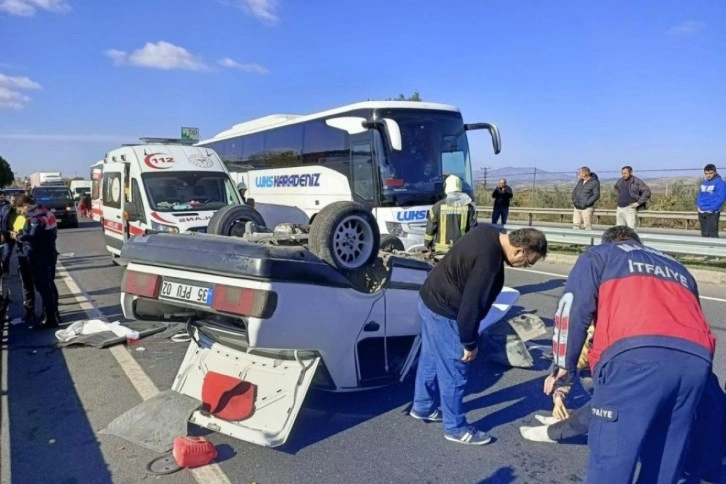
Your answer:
[464,123,502,155]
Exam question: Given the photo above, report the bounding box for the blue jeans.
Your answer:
[412,297,471,434]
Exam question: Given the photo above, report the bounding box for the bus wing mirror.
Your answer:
[464,122,501,155]
[381,118,402,151]
[325,116,368,135]
[362,118,402,152]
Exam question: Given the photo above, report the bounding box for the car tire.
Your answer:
[309,201,380,271]
[207,205,267,237]
[380,234,405,252]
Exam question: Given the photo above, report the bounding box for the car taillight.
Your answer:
[210,285,277,319]
[122,270,161,299]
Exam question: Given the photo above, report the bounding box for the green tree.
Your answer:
[389,91,422,101]
[0,156,15,188]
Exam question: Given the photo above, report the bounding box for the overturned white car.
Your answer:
[119,201,541,448]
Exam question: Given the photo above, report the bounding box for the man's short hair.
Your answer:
[704,163,717,172]
[621,165,633,172]
[508,228,548,257]
[580,166,591,175]
[15,194,33,207]
[601,225,641,244]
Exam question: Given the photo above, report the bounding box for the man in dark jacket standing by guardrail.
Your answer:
[613,165,651,229]
[491,178,513,225]
[696,163,725,238]
[571,167,600,230]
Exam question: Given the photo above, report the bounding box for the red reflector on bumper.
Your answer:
[211,285,256,316]
[122,270,161,299]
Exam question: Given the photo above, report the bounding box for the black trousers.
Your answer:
[18,256,35,310]
[492,207,509,225]
[30,258,58,319]
[699,211,721,238]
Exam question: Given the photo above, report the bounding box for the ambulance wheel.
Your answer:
[309,201,380,271]
[380,235,405,252]
[207,205,266,237]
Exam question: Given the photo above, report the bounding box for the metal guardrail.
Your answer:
[501,224,726,258]
[477,207,699,228]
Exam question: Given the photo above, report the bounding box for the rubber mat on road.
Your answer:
[100,389,202,453]
[57,322,167,348]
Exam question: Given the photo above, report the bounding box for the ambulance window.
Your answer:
[102,172,122,209]
[131,179,146,222]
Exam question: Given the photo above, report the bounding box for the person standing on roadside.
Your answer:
[613,165,651,229]
[571,167,600,230]
[491,179,513,225]
[14,195,60,328]
[548,225,715,483]
[410,225,548,445]
[0,191,15,311]
[11,197,35,323]
[696,163,725,238]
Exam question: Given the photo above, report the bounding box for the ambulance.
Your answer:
[99,142,242,263]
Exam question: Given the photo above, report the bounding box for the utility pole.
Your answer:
[482,167,489,189]
[532,167,537,192]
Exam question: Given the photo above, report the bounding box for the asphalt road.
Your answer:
[2,220,726,484]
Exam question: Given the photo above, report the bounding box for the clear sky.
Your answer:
[1,0,724,179]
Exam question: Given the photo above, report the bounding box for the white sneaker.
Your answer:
[534,415,559,425]
[519,425,556,443]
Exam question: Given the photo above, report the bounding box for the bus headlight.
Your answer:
[150,221,180,234]
[385,222,406,236]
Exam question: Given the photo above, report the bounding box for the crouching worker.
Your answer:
[14,195,60,329]
[519,324,595,443]
[410,225,548,445]
[423,175,477,254]
[545,225,715,483]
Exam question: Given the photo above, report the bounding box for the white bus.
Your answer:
[196,101,501,251]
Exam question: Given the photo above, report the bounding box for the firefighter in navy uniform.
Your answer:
[548,225,715,483]
[423,175,477,254]
[14,195,60,329]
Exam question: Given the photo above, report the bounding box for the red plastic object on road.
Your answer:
[172,436,218,468]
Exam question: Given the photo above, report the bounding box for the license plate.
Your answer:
[160,280,214,305]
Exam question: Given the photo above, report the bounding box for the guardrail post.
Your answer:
[528,213,533,226]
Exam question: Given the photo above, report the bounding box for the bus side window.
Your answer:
[351,142,375,202]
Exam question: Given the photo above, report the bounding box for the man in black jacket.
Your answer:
[571,167,600,230]
[491,179,513,225]
[410,225,548,445]
[614,165,651,229]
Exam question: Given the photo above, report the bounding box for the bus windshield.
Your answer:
[141,172,239,212]
[373,109,474,207]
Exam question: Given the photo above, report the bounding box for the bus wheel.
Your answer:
[380,235,405,252]
[207,205,266,237]
[309,201,380,271]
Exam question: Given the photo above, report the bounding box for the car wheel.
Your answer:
[380,234,405,252]
[207,205,267,237]
[309,201,380,271]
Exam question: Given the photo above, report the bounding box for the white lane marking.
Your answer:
[57,264,232,484]
[1,317,11,484]
[506,267,726,303]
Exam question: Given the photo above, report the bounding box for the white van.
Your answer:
[69,180,92,200]
[100,143,242,262]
